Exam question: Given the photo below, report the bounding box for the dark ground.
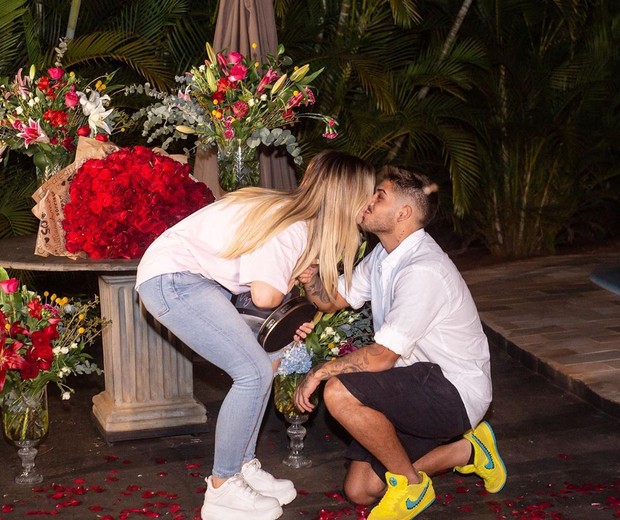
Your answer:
[1,237,619,519]
[0,334,619,519]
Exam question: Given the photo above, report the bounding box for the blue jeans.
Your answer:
[138,272,274,478]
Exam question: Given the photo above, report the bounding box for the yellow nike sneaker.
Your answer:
[454,421,507,493]
[368,471,435,520]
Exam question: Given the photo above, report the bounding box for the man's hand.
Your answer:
[294,370,321,413]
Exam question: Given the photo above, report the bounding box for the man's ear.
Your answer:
[396,204,413,222]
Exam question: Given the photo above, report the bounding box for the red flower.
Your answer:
[77,125,90,136]
[232,101,249,119]
[37,76,51,91]
[63,146,215,259]
[0,337,27,392]
[228,64,248,82]
[27,297,44,319]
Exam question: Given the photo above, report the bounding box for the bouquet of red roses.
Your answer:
[62,146,214,259]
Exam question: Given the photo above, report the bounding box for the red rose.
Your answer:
[77,125,91,136]
[95,134,109,142]
[228,64,248,82]
[63,146,214,258]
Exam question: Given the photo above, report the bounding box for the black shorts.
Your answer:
[339,362,471,479]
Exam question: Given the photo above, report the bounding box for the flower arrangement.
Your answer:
[62,145,215,259]
[0,267,106,406]
[127,43,338,165]
[274,307,369,416]
[0,39,123,182]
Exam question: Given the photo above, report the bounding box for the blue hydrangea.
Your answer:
[276,341,313,376]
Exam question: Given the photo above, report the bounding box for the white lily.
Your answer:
[78,90,113,133]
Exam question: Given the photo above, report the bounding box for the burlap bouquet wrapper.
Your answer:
[31,136,187,258]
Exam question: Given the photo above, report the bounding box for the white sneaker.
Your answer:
[201,474,283,520]
[241,458,297,506]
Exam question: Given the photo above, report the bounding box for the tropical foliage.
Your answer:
[0,0,618,257]
[459,0,620,256]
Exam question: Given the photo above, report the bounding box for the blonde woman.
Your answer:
[136,151,375,520]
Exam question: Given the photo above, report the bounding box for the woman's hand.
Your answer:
[293,321,314,342]
[297,264,319,285]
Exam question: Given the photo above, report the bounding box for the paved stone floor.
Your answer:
[1,245,619,519]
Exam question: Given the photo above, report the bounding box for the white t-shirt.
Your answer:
[338,229,492,427]
[136,198,308,296]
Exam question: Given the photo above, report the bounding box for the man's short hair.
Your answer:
[380,166,439,227]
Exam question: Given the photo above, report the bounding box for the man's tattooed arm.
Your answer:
[294,343,400,412]
[304,273,332,305]
[311,344,399,381]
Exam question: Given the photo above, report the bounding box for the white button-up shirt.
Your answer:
[338,229,492,426]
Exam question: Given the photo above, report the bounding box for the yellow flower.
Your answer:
[69,71,75,77]
[212,110,223,119]
[95,80,107,91]
[78,327,86,335]
[213,99,219,105]
[51,293,57,302]
[251,42,257,49]
[44,291,49,297]
[78,314,85,321]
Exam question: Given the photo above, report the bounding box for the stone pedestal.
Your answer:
[92,274,208,443]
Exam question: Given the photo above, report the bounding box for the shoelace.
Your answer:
[244,460,272,481]
[230,474,260,497]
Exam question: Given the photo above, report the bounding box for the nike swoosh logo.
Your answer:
[405,482,430,510]
[472,434,495,470]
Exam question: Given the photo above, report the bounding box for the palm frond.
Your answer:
[0,164,38,239]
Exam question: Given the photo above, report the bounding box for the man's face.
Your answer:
[359,180,400,234]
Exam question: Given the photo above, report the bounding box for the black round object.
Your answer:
[257,296,318,352]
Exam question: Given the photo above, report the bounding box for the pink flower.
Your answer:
[216,53,229,74]
[47,67,65,80]
[16,119,50,147]
[286,87,316,109]
[0,278,19,294]
[322,131,338,140]
[65,90,80,108]
[228,64,248,82]
[232,101,249,119]
[224,128,235,139]
[256,68,279,94]
[177,87,191,102]
[227,52,244,65]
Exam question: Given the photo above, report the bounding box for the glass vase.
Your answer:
[216,138,260,192]
[32,146,72,187]
[34,162,64,186]
[1,385,49,484]
[273,374,315,468]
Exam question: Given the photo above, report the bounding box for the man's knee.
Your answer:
[323,376,353,414]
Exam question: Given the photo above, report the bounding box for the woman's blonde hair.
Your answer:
[220,150,376,302]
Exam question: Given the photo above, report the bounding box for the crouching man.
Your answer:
[295,166,507,519]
